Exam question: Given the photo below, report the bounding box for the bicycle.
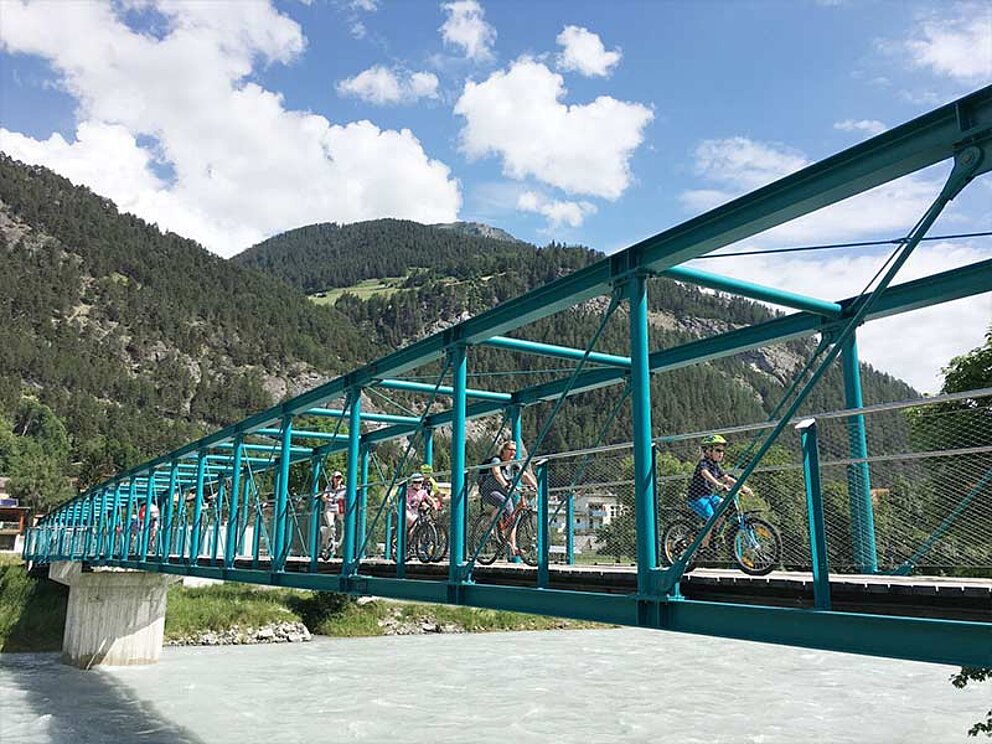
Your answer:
[470,488,538,567]
[661,491,781,576]
[390,498,448,564]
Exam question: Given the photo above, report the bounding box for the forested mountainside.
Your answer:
[234,220,916,458]
[232,218,598,295]
[0,155,376,502]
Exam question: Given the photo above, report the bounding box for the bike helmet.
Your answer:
[700,434,727,447]
[419,463,433,475]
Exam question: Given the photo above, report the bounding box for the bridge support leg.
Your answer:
[797,419,831,610]
[448,343,469,586]
[841,334,878,573]
[50,561,180,668]
[627,273,660,595]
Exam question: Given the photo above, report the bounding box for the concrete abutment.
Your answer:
[49,561,181,669]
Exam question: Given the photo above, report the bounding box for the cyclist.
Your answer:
[319,470,346,559]
[479,440,537,557]
[418,463,444,503]
[405,472,437,531]
[687,434,752,550]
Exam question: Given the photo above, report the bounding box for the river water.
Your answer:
[0,629,984,743]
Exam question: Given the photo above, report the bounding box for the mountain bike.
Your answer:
[470,488,538,567]
[661,494,781,576]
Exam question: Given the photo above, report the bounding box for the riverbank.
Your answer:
[0,562,600,652]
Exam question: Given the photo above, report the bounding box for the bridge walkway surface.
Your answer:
[119,556,991,623]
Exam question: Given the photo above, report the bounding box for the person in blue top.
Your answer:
[687,434,752,550]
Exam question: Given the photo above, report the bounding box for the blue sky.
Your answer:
[0,0,990,391]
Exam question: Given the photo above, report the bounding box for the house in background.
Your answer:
[0,477,30,553]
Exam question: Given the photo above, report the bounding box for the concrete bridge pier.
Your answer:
[50,562,181,669]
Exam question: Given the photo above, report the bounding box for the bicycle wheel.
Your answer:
[514,510,538,567]
[470,513,502,565]
[431,522,449,563]
[411,521,439,564]
[661,520,700,573]
[731,517,781,576]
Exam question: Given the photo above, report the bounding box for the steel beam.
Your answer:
[375,378,511,402]
[663,265,842,316]
[305,408,420,426]
[483,335,631,368]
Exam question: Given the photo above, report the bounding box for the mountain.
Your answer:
[0,154,377,497]
[232,218,595,295]
[431,221,524,244]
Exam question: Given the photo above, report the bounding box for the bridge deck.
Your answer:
[148,556,991,623]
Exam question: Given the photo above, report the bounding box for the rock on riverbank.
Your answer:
[166,621,312,647]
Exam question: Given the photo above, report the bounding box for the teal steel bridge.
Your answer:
[26,86,992,668]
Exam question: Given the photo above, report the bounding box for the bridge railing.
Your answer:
[529,388,992,577]
[25,388,991,581]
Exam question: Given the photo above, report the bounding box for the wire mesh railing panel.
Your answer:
[544,447,637,565]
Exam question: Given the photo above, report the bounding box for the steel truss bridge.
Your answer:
[26,86,992,667]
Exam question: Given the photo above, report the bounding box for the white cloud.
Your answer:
[351,0,378,10]
[517,190,596,228]
[455,58,653,199]
[337,66,439,105]
[903,6,992,82]
[555,25,621,77]
[679,135,991,392]
[680,136,940,244]
[439,0,496,62]
[0,1,460,256]
[834,119,887,136]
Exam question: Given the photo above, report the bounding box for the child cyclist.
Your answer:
[687,434,752,550]
[405,472,441,531]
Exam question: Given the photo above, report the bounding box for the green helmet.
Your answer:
[700,434,727,447]
[420,463,433,475]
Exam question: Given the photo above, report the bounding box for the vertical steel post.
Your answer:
[448,343,468,584]
[841,334,878,573]
[273,415,294,571]
[423,429,434,467]
[509,404,522,454]
[385,505,394,561]
[343,392,361,573]
[225,437,244,568]
[211,482,224,563]
[397,484,407,579]
[238,474,251,555]
[54,508,65,559]
[162,461,178,561]
[628,273,659,593]
[798,419,831,610]
[96,488,108,560]
[121,480,137,559]
[188,451,207,565]
[140,472,155,558]
[107,483,122,560]
[566,493,575,565]
[309,454,322,572]
[83,492,96,558]
[537,460,549,588]
[358,446,370,560]
[252,484,262,567]
[509,404,523,513]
